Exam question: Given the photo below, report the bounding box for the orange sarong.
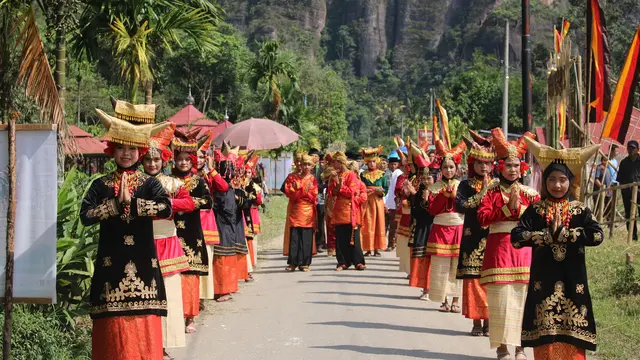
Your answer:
[247,239,256,266]
[236,254,249,281]
[533,343,586,360]
[360,193,386,251]
[409,256,431,289]
[181,274,200,318]
[213,255,238,295]
[461,278,489,320]
[92,315,163,360]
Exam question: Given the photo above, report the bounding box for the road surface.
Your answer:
[169,235,533,360]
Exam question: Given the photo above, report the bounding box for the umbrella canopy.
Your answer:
[213,118,299,150]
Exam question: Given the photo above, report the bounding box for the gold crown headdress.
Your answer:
[96,109,170,147]
[525,137,599,199]
[110,96,157,124]
[360,145,383,162]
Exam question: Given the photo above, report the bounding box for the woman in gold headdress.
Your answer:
[359,146,388,256]
[511,139,602,360]
[81,110,172,360]
[477,128,539,360]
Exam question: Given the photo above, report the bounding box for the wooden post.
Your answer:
[609,188,617,238]
[628,185,638,245]
[3,113,18,360]
[598,191,606,223]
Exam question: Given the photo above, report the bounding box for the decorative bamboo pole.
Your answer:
[609,188,617,238]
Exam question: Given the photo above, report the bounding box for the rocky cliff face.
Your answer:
[221,0,556,76]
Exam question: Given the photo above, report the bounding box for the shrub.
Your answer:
[0,306,90,360]
[611,261,640,297]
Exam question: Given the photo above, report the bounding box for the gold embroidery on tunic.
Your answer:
[464,228,472,236]
[593,231,603,243]
[197,239,203,247]
[151,258,158,268]
[462,238,486,269]
[103,257,112,267]
[124,235,135,245]
[87,199,119,220]
[534,281,542,291]
[361,169,384,183]
[137,198,164,217]
[576,284,584,294]
[101,261,158,303]
[176,221,186,229]
[522,281,595,344]
[178,175,199,192]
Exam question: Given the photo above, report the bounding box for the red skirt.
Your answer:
[409,256,431,289]
[200,209,219,245]
[250,207,261,234]
[92,315,162,360]
[213,255,238,295]
[181,274,200,318]
[236,254,249,281]
[533,343,586,360]
[461,278,489,320]
[247,239,256,267]
[426,224,463,257]
[154,236,189,276]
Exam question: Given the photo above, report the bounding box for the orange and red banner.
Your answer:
[554,26,562,54]
[562,19,571,39]
[586,0,612,123]
[602,25,640,144]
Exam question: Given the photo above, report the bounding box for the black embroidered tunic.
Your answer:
[409,182,433,258]
[173,173,213,275]
[213,187,249,256]
[455,178,496,279]
[80,169,172,319]
[511,200,604,351]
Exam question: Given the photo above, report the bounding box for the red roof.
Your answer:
[167,105,207,126]
[65,125,107,155]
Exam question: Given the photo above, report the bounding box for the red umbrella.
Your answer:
[213,118,299,150]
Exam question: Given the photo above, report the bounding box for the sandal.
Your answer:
[336,265,345,272]
[497,350,512,360]
[185,321,197,334]
[419,292,430,301]
[245,274,255,282]
[438,302,451,312]
[300,266,310,272]
[356,264,366,271]
[470,325,483,336]
[215,294,232,303]
[374,251,382,257]
[450,304,461,313]
[483,325,490,337]
[285,266,295,272]
[364,251,371,257]
[515,349,527,360]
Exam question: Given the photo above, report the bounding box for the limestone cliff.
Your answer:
[220,0,558,76]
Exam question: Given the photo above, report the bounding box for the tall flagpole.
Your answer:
[503,20,510,135]
[522,0,532,134]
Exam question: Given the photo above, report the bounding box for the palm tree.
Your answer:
[72,0,222,104]
[247,40,299,120]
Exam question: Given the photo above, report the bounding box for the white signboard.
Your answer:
[0,126,58,303]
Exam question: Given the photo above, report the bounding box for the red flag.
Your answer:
[554,26,562,54]
[602,26,640,143]
[586,0,612,123]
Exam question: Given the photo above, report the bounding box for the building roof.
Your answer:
[65,125,107,155]
[167,104,207,126]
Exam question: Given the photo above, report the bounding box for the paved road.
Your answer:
[170,236,533,360]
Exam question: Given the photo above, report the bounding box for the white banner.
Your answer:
[0,127,57,302]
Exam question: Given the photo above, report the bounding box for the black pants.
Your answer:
[288,227,314,266]
[386,210,398,248]
[335,224,365,268]
[622,190,639,240]
[316,204,325,249]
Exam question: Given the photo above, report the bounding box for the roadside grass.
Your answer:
[586,226,640,360]
[257,194,288,250]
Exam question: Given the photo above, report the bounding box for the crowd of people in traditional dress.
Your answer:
[280,128,609,360]
[80,98,640,360]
